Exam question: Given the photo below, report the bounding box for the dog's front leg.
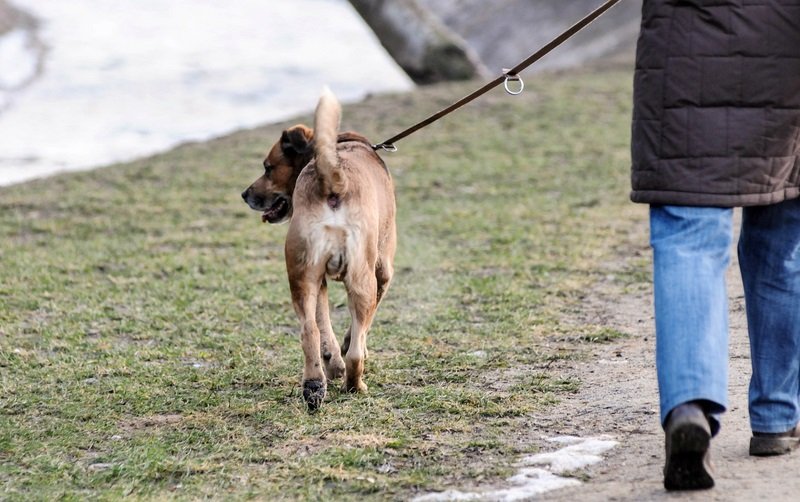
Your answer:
[291,277,327,411]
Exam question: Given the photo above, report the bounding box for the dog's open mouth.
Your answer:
[261,196,290,223]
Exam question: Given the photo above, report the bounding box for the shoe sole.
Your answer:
[664,422,714,491]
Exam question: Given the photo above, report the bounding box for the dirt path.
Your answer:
[538,209,800,500]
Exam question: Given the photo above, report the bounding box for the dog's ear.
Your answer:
[280,127,313,158]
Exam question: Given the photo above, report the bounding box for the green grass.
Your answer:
[0,67,649,500]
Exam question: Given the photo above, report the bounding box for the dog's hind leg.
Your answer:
[375,258,394,307]
[376,218,396,309]
[341,256,393,361]
[290,272,327,411]
[342,265,379,394]
[317,279,345,380]
[341,326,351,358]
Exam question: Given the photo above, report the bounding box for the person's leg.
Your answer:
[739,198,800,452]
[650,205,732,429]
[650,205,733,490]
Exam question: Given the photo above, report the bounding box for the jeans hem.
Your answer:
[661,394,726,433]
[750,417,800,435]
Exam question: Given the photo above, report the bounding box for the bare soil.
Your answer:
[536,210,800,500]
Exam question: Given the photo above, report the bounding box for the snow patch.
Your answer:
[520,435,618,474]
[412,435,617,502]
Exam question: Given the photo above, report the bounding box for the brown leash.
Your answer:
[372,0,623,152]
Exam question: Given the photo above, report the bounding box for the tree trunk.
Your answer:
[348,0,487,85]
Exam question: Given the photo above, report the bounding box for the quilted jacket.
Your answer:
[630,0,800,206]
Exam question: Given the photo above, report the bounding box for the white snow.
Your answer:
[412,435,618,502]
[413,468,580,502]
[519,435,618,474]
[0,0,412,186]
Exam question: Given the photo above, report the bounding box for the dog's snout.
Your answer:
[241,187,250,201]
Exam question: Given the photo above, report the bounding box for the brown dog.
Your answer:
[241,89,396,410]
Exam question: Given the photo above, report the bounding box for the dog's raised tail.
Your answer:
[314,87,347,196]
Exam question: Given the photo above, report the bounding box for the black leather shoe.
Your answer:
[663,402,714,491]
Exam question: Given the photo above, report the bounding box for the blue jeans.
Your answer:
[650,200,800,435]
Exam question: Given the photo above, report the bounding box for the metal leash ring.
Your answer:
[503,71,524,95]
[371,0,621,152]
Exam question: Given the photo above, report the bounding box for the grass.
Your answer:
[0,67,649,500]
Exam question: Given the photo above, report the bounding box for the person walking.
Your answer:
[631,0,800,491]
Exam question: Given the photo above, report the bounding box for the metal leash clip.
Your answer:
[502,68,524,95]
[372,143,398,152]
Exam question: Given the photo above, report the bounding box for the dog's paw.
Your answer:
[325,356,346,380]
[302,379,327,412]
[342,379,368,394]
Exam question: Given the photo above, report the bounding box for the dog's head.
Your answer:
[241,125,314,224]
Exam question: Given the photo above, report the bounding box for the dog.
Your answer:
[241,88,396,411]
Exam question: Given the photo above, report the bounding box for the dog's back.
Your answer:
[287,92,395,285]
